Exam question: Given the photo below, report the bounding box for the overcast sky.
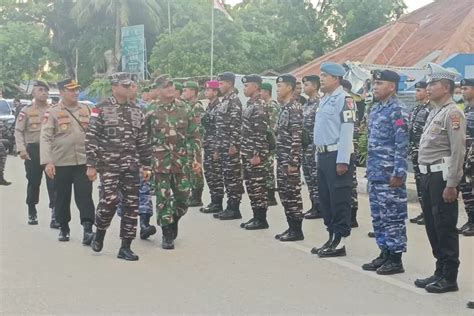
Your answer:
[225,0,434,13]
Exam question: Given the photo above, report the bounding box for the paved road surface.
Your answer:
[1,157,473,314]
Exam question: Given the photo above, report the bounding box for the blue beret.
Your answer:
[217,72,235,83]
[242,74,262,84]
[320,62,345,77]
[372,70,400,83]
[415,81,427,89]
[276,74,297,86]
[302,75,320,84]
[461,78,474,87]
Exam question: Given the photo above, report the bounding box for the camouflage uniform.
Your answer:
[241,95,269,221]
[351,95,360,226]
[276,100,303,220]
[201,98,224,207]
[146,99,201,226]
[15,101,56,222]
[302,96,321,214]
[367,95,409,254]
[215,91,244,210]
[408,101,430,221]
[0,120,7,176]
[264,99,280,191]
[86,96,151,240]
[189,100,205,192]
[459,102,474,230]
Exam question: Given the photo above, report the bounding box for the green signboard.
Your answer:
[121,25,145,80]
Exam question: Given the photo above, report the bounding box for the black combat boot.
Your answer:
[425,277,458,293]
[82,221,94,245]
[279,219,304,242]
[362,249,389,271]
[414,274,442,288]
[245,209,269,230]
[161,225,175,250]
[171,214,182,240]
[318,234,346,257]
[218,200,242,220]
[58,224,70,242]
[376,251,404,275]
[304,199,323,219]
[240,210,256,228]
[139,214,157,240]
[467,301,474,309]
[91,229,106,252]
[267,188,278,206]
[117,238,139,261]
[462,222,474,236]
[0,172,11,186]
[201,196,223,214]
[28,205,38,225]
[368,231,375,238]
[409,213,423,223]
[311,232,333,254]
[188,189,204,207]
[50,208,60,229]
[350,208,359,228]
[416,216,425,225]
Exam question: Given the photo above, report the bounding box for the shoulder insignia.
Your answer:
[18,112,25,121]
[91,107,102,118]
[345,97,354,110]
[450,113,461,129]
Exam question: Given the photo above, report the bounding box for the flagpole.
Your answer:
[210,0,215,79]
[167,0,171,36]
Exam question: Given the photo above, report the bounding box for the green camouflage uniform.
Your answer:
[189,100,205,191]
[264,99,280,190]
[146,99,201,226]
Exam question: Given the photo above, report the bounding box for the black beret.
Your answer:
[415,81,428,89]
[341,79,352,91]
[372,70,400,83]
[57,78,80,90]
[461,78,474,87]
[33,80,50,90]
[302,75,320,84]
[242,74,262,84]
[217,72,236,83]
[276,74,297,86]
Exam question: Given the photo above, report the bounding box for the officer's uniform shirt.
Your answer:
[40,102,90,166]
[15,102,50,152]
[314,85,355,164]
[367,95,409,182]
[418,100,466,187]
[241,96,268,159]
[85,96,152,171]
[276,100,302,166]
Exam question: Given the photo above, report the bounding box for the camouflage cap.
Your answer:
[184,81,199,90]
[174,82,184,92]
[33,80,50,90]
[151,74,173,89]
[109,72,132,85]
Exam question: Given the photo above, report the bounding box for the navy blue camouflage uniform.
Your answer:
[367,95,409,253]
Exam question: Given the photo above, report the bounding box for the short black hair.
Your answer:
[440,79,455,94]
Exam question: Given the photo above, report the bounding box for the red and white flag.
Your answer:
[213,0,233,21]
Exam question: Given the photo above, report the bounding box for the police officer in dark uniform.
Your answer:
[311,62,355,257]
[409,81,431,225]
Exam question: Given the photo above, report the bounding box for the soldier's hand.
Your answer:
[213,151,219,161]
[443,186,458,203]
[192,162,202,174]
[19,151,30,160]
[250,155,261,166]
[229,145,237,156]
[389,176,403,188]
[87,167,97,182]
[45,163,56,179]
[287,164,298,174]
[336,163,348,176]
[142,169,152,181]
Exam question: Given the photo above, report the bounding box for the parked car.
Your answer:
[0,99,16,153]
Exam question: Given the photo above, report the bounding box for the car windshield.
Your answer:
[0,100,12,115]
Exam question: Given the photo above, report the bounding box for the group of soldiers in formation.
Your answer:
[2,59,473,297]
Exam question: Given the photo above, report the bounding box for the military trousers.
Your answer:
[242,156,267,211]
[420,171,459,281]
[411,150,424,208]
[116,174,153,218]
[351,166,359,220]
[54,165,95,227]
[459,174,474,223]
[190,149,205,191]
[369,182,407,252]
[317,151,354,237]
[276,158,303,220]
[219,148,244,203]
[96,168,140,239]
[264,150,276,190]
[302,145,320,207]
[0,142,6,173]
[24,143,56,211]
[203,145,224,199]
[153,173,189,227]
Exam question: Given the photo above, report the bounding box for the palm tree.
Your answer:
[72,0,164,72]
